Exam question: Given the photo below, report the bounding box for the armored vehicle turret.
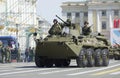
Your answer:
[34,16,110,67]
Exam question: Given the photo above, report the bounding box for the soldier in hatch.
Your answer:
[82,21,92,36]
[48,19,62,35]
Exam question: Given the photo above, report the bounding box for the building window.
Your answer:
[102,21,107,30]
[114,10,119,16]
[114,1,119,3]
[102,10,106,16]
[75,12,80,18]
[68,3,71,6]
[84,12,88,17]
[67,12,71,19]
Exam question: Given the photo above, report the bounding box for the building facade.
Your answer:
[36,16,51,39]
[61,0,120,39]
[0,0,37,50]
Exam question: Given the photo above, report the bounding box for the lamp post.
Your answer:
[4,0,9,36]
[5,0,8,34]
[16,24,19,40]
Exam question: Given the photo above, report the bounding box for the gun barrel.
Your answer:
[89,24,93,28]
[56,15,66,24]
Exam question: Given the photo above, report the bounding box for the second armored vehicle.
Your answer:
[111,45,120,60]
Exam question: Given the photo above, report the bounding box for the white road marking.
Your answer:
[0,63,35,69]
[39,68,81,74]
[67,64,120,76]
[110,71,120,75]
[0,65,18,68]
[0,68,34,72]
[0,68,57,76]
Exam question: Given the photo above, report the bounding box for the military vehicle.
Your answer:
[34,16,110,67]
[111,43,120,60]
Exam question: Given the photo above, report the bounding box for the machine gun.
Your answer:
[56,15,69,25]
[88,24,93,29]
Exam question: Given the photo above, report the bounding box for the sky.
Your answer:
[36,0,83,24]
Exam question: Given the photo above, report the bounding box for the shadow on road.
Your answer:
[16,66,38,68]
[16,65,83,69]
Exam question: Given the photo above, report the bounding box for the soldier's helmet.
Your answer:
[66,19,71,23]
[53,19,58,23]
[84,21,89,25]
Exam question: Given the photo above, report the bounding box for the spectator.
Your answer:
[1,45,6,63]
[24,48,29,62]
[17,47,21,62]
[29,47,34,62]
[5,45,11,63]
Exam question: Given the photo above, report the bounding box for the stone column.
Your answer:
[88,10,93,26]
[79,12,84,34]
[108,10,113,29]
[62,12,67,20]
[72,12,75,23]
[97,10,101,33]
[88,10,93,32]
[119,10,120,18]
[80,12,84,27]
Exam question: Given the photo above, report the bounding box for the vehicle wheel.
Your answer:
[114,54,119,60]
[76,48,87,67]
[119,55,120,60]
[86,48,95,67]
[62,59,71,67]
[55,59,63,67]
[94,49,102,66]
[102,49,109,66]
[35,55,45,67]
[45,59,53,67]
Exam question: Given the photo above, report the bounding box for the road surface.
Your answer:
[0,60,120,78]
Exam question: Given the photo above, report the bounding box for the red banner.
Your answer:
[114,19,117,28]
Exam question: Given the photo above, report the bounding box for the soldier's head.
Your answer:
[53,19,58,24]
[84,21,89,26]
[66,19,71,23]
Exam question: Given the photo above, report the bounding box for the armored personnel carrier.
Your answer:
[34,16,110,67]
[111,43,120,60]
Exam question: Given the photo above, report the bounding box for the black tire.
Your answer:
[45,59,53,67]
[86,48,95,67]
[62,59,71,67]
[76,48,87,67]
[102,49,109,66]
[94,49,102,66]
[54,59,63,67]
[35,55,45,67]
[119,55,120,60]
[114,54,119,60]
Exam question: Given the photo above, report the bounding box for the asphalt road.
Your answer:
[0,60,120,78]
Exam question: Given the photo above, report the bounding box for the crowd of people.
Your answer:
[0,40,35,63]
